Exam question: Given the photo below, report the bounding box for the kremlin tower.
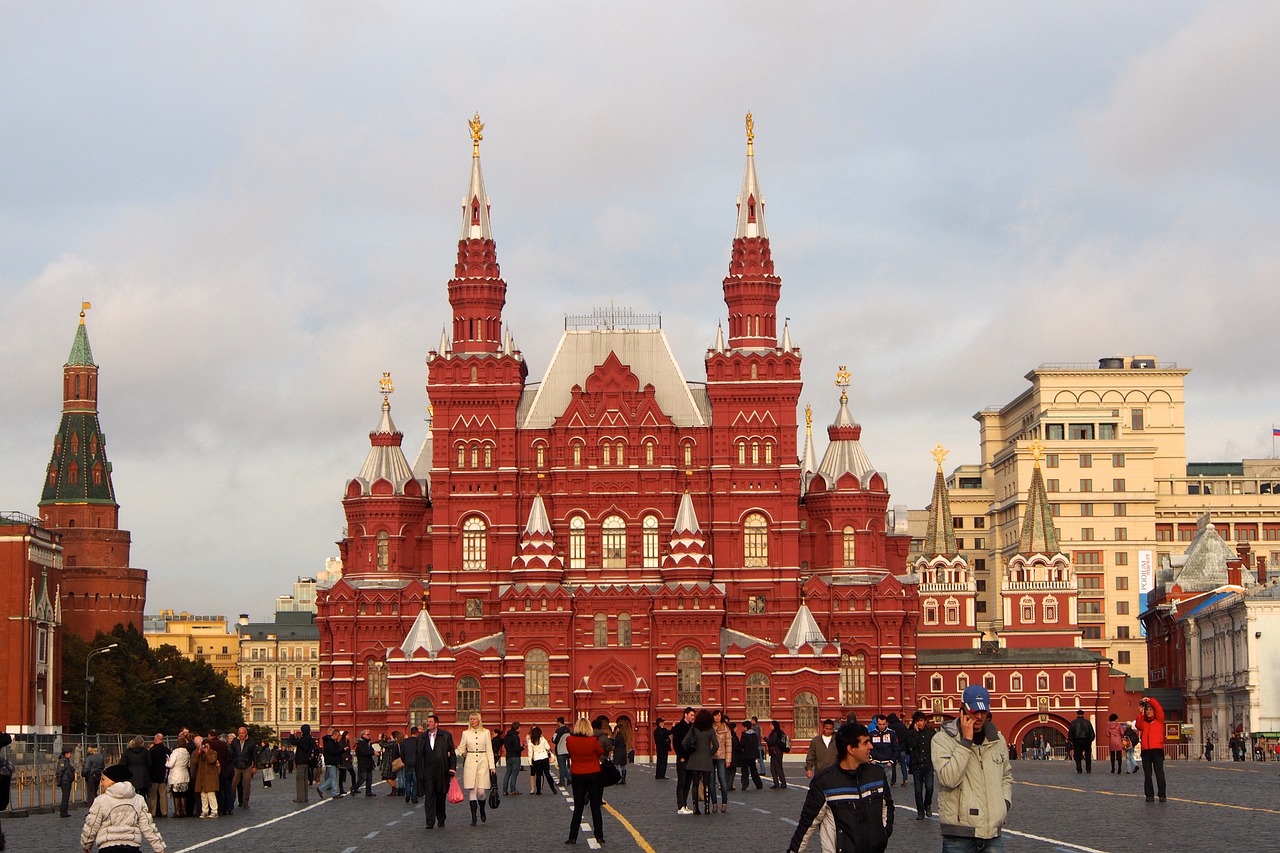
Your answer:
[39,305,148,641]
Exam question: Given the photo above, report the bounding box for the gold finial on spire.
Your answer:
[931,443,949,471]
[745,111,755,155]
[835,365,851,404]
[427,403,434,424]
[805,403,813,432]
[79,301,92,324]
[1028,439,1045,466]
[468,112,484,157]
[379,371,395,396]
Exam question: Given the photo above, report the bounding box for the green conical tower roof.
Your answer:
[1018,454,1059,555]
[66,312,96,366]
[40,313,116,507]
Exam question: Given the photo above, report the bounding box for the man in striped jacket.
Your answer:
[787,723,894,853]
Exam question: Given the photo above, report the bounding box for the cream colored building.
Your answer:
[144,610,240,685]
[907,357,1187,680]
[236,611,320,733]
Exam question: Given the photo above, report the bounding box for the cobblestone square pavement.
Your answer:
[7,759,1279,852]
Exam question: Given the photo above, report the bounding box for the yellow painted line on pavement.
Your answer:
[604,801,657,853]
[1017,779,1280,815]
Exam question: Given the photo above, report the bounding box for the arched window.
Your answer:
[842,526,857,567]
[251,685,264,701]
[930,673,944,693]
[1063,673,1076,692]
[642,515,659,568]
[957,673,970,692]
[1043,596,1058,623]
[683,443,692,466]
[409,696,434,729]
[1020,596,1035,624]
[573,442,582,466]
[738,441,746,465]
[765,443,773,465]
[569,516,586,569]
[376,531,390,572]
[367,661,388,711]
[615,442,625,466]
[1036,672,1050,692]
[602,515,626,569]
[645,441,654,465]
[923,598,939,625]
[462,517,487,571]
[751,441,760,465]
[457,444,465,468]
[983,672,996,691]
[944,597,960,625]
[745,672,771,720]
[594,613,608,647]
[470,446,478,468]
[743,512,768,567]
[676,646,702,705]
[617,613,632,647]
[794,692,819,741]
[484,445,492,468]
[602,443,611,466]
[536,445,545,467]
[525,649,550,708]
[840,652,866,705]
[456,676,481,714]
[1010,673,1023,692]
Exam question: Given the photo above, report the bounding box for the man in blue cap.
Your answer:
[931,685,1012,853]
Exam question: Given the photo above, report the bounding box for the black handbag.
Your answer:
[488,770,501,808]
[600,758,622,787]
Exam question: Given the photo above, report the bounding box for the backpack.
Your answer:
[780,731,791,751]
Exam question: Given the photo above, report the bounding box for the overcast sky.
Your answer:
[3,2,1278,622]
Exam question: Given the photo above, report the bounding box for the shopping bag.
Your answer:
[447,776,464,804]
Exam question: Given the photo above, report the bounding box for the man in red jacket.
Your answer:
[1134,697,1167,802]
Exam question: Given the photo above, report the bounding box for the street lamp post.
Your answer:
[84,643,119,736]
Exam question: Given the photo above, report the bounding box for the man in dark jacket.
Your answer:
[502,722,523,795]
[905,711,935,819]
[671,707,696,812]
[147,733,171,817]
[355,731,376,796]
[653,718,671,779]
[56,747,77,818]
[416,714,457,828]
[788,723,894,853]
[229,727,256,807]
[1069,710,1095,774]
[400,726,420,804]
[287,724,317,803]
[887,713,911,787]
[82,745,105,804]
[738,720,763,790]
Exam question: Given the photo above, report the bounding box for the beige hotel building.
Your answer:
[911,355,1280,684]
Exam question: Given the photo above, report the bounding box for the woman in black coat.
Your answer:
[122,736,152,800]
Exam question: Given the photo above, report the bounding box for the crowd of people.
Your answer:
[0,687,1202,853]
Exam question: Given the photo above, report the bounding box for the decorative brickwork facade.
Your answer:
[317,119,917,747]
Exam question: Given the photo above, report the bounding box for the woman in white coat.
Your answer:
[456,712,495,826]
[165,737,192,817]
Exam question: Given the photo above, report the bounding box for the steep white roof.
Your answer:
[782,603,827,653]
[400,607,446,660]
[518,329,710,429]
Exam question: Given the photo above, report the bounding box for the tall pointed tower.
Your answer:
[1001,440,1079,648]
[914,445,978,649]
[448,112,508,355]
[723,111,781,349]
[39,305,147,641]
[705,114,803,579]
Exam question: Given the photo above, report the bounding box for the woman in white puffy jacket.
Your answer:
[165,738,191,817]
[80,763,166,853]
